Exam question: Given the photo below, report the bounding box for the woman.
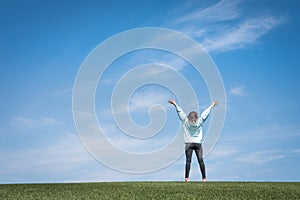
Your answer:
[168,99,217,182]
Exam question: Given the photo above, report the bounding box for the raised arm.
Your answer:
[200,101,218,123]
[168,99,186,121]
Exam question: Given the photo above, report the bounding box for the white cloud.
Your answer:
[99,121,179,154]
[168,0,288,53]
[13,116,63,129]
[202,15,288,52]
[101,78,115,85]
[129,89,170,112]
[234,150,285,165]
[176,0,241,23]
[228,85,247,96]
[149,56,188,72]
[28,133,92,170]
[292,149,300,154]
[0,132,95,183]
[207,144,238,160]
[98,90,169,119]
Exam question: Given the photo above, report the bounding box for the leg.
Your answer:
[185,143,193,179]
[195,143,206,179]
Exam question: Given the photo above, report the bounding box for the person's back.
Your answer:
[168,99,217,182]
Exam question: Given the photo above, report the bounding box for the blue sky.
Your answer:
[0,0,299,183]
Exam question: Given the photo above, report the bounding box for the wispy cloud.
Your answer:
[13,116,63,129]
[292,149,300,154]
[234,150,285,165]
[0,132,94,182]
[167,0,288,53]
[101,78,115,85]
[176,0,241,23]
[149,56,188,72]
[228,85,247,96]
[207,144,238,160]
[129,89,170,112]
[202,15,288,52]
[99,89,170,118]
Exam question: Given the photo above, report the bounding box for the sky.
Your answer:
[0,0,300,183]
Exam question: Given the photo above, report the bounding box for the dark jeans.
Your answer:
[185,143,206,179]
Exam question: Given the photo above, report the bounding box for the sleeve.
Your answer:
[199,105,213,124]
[175,105,187,122]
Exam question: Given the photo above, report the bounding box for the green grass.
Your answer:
[1,182,299,200]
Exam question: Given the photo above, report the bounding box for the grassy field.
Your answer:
[1,182,299,200]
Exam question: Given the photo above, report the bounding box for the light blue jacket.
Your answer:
[175,105,212,144]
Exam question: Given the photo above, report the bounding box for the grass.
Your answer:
[0,182,300,199]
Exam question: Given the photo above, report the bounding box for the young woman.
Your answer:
[168,99,217,182]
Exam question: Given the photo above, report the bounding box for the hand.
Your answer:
[168,99,177,106]
[211,101,218,107]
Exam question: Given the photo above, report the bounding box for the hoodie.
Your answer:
[175,104,212,144]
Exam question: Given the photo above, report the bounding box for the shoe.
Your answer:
[202,178,206,182]
[185,178,190,182]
